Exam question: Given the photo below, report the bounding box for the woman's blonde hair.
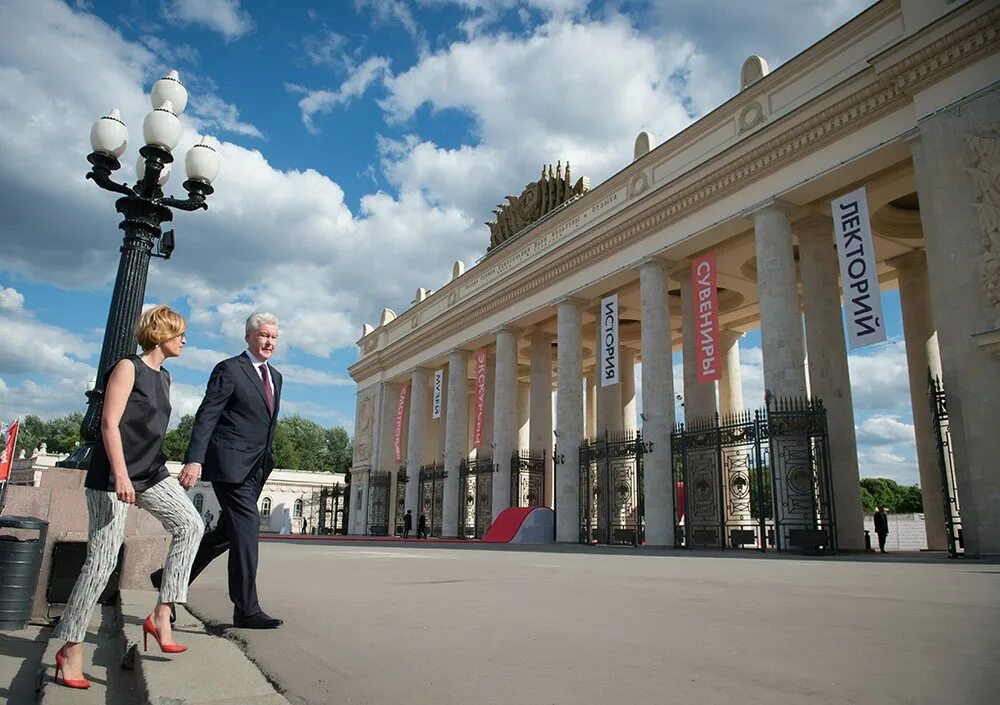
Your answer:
[135,305,186,352]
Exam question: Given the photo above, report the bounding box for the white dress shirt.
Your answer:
[245,349,275,398]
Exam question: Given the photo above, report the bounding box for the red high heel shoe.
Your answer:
[143,614,188,654]
[54,647,91,689]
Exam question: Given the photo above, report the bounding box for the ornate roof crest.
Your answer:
[486,161,590,252]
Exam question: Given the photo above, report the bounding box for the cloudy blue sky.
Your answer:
[2,0,923,483]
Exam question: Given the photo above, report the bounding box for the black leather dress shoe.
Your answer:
[149,569,176,624]
[233,611,283,629]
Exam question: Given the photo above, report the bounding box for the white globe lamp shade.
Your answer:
[135,154,171,186]
[89,109,128,158]
[151,70,188,115]
[185,137,220,185]
[142,100,182,151]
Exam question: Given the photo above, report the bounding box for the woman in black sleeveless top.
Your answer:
[53,306,204,689]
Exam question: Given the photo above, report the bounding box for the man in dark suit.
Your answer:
[873,507,890,554]
[156,312,284,629]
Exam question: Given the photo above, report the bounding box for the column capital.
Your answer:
[447,347,471,360]
[490,324,522,337]
[631,254,674,272]
[794,213,834,238]
[886,248,927,272]
[719,328,744,347]
[554,295,587,309]
[526,330,557,343]
[409,365,433,377]
[742,197,798,220]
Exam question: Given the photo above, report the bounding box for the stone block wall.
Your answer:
[862,513,929,552]
[2,467,169,619]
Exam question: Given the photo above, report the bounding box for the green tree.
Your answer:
[278,415,329,471]
[859,477,923,513]
[325,426,353,474]
[12,413,82,456]
[161,414,196,461]
[272,421,300,470]
[45,413,83,453]
[13,415,46,458]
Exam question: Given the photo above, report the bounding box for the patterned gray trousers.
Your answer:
[55,479,204,643]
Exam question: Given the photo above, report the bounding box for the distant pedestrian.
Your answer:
[403,509,412,539]
[417,513,428,539]
[204,510,214,531]
[874,507,889,553]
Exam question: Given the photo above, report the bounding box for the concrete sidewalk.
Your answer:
[119,590,291,705]
[2,594,289,705]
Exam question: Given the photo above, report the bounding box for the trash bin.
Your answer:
[0,516,48,630]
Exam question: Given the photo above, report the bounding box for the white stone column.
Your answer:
[889,249,947,551]
[750,202,808,398]
[675,263,718,424]
[585,371,597,439]
[517,380,531,450]
[621,348,637,432]
[404,368,431,516]
[909,94,1000,557]
[638,258,676,546]
[595,304,624,436]
[442,350,469,538]
[797,215,865,550]
[556,299,584,542]
[529,333,555,507]
[718,329,744,417]
[492,328,519,518]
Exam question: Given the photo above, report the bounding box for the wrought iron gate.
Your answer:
[458,456,493,538]
[418,465,446,537]
[316,485,347,535]
[928,374,963,557]
[393,468,408,535]
[511,450,546,507]
[367,471,391,536]
[579,431,646,546]
[672,398,836,553]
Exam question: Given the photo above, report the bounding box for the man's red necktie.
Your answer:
[259,363,274,415]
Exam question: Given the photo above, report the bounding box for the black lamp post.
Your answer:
[58,70,220,469]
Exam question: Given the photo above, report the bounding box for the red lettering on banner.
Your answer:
[394,383,410,463]
[472,348,488,449]
[692,253,720,383]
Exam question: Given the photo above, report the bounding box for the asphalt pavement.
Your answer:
[185,540,1000,705]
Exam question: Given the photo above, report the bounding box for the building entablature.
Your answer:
[349,0,999,388]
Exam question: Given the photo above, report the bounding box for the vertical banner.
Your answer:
[692,253,721,383]
[432,369,444,419]
[600,293,619,387]
[393,383,409,463]
[0,419,19,482]
[472,348,488,449]
[832,186,886,348]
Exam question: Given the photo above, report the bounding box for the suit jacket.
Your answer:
[873,512,889,534]
[185,352,283,485]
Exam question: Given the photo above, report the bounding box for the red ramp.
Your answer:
[482,507,554,544]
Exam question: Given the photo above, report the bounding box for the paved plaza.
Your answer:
[185,540,1000,705]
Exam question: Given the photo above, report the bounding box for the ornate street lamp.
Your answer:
[58,70,220,469]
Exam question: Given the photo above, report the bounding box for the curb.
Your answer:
[120,590,291,705]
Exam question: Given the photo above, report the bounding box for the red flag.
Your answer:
[472,348,488,450]
[692,253,721,383]
[0,419,19,482]
[394,384,409,464]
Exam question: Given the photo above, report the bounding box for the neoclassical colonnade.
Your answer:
[349,0,1000,556]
